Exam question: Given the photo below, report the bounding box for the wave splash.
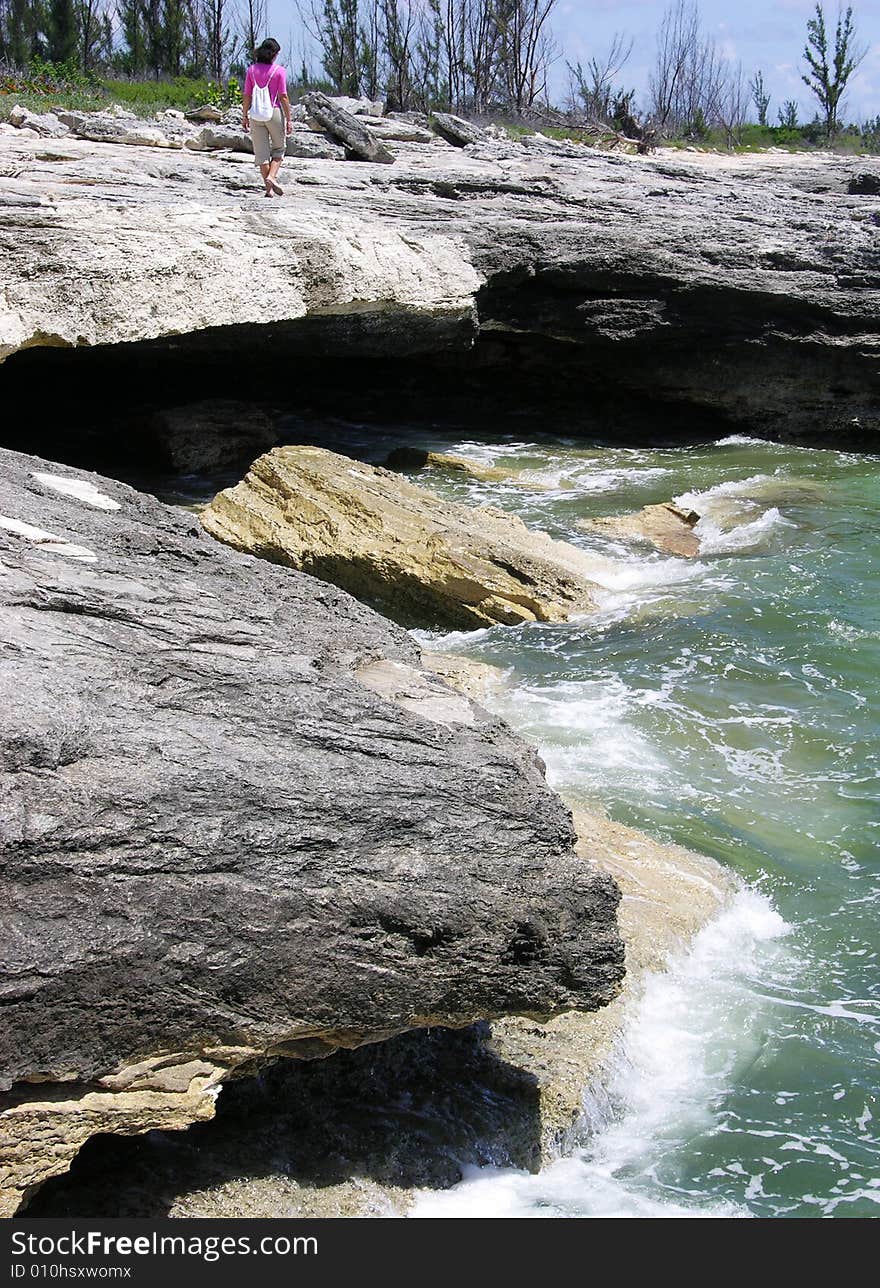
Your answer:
[412,889,789,1219]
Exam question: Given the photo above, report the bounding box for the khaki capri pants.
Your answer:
[250,108,285,166]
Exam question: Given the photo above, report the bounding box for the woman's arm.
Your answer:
[241,92,251,131]
[280,93,292,134]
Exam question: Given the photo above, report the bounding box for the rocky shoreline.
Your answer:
[0,446,633,1214]
[0,104,878,455]
[1,105,874,1216]
[21,797,734,1219]
[0,433,743,1217]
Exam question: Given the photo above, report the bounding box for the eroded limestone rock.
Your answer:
[146,399,281,473]
[302,92,394,163]
[580,502,702,557]
[0,129,877,444]
[8,105,69,138]
[430,112,485,147]
[21,809,734,1218]
[201,445,608,628]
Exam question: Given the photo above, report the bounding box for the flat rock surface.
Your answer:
[200,444,609,628]
[0,446,623,1211]
[0,131,877,439]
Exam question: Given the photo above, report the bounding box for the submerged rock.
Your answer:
[201,445,607,628]
[146,399,281,473]
[0,447,623,1213]
[421,652,508,701]
[385,446,519,483]
[581,502,702,557]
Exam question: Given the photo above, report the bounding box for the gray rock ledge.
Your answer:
[0,447,623,1212]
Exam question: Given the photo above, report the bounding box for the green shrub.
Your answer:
[99,77,241,113]
[0,56,102,98]
[0,88,107,118]
[861,116,880,153]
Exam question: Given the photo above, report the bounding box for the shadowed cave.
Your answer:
[21,1026,550,1218]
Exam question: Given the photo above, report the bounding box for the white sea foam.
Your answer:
[696,506,795,555]
[674,473,774,514]
[492,677,670,798]
[714,435,768,448]
[518,464,673,493]
[671,474,798,556]
[412,889,789,1218]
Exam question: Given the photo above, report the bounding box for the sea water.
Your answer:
[387,431,880,1219]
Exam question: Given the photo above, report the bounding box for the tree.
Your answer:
[411,0,445,109]
[161,0,188,74]
[749,68,770,125]
[241,0,265,60]
[717,60,747,148]
[381,0,416,109]
[567,31,633,121]
[650,0,726,134]
[359,0,381,99]
[184,0,209,74]
[48,0,79,62]
[2,0,41,65]
[205,0,236,81]
[117,0,147,74]
[777,99,799,128]
[78,0,113,68]
[495,0,559,114]
[307,0,361,95]
[801,3,866,138]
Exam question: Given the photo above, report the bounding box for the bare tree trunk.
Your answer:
[496,0,558,115]
[241,0,266,60]
[717,59,747,148]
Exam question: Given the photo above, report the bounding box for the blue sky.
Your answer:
[266,0,880,122]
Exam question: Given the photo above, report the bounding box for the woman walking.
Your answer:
[242,38,292,197]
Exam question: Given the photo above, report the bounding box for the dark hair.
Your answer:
[253,37,280,64]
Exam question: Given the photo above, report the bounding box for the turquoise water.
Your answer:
[392,432,880,1218]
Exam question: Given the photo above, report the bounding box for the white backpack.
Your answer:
[250,72,275,122]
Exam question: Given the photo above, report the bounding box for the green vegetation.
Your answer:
[801,3,866,138]
[665,119,879,154]
[0,57,243,119]
[102,75,241,110]
[0,1,877,153]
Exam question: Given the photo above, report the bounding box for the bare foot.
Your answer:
[269,178,284,196]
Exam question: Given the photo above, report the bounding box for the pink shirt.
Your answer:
[244,63,287,106]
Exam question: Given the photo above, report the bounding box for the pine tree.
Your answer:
[161,0,188,75]
[117,0,147,74]
[47,0,78,62]
[802,3,866,138]
[749,69,770,126]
